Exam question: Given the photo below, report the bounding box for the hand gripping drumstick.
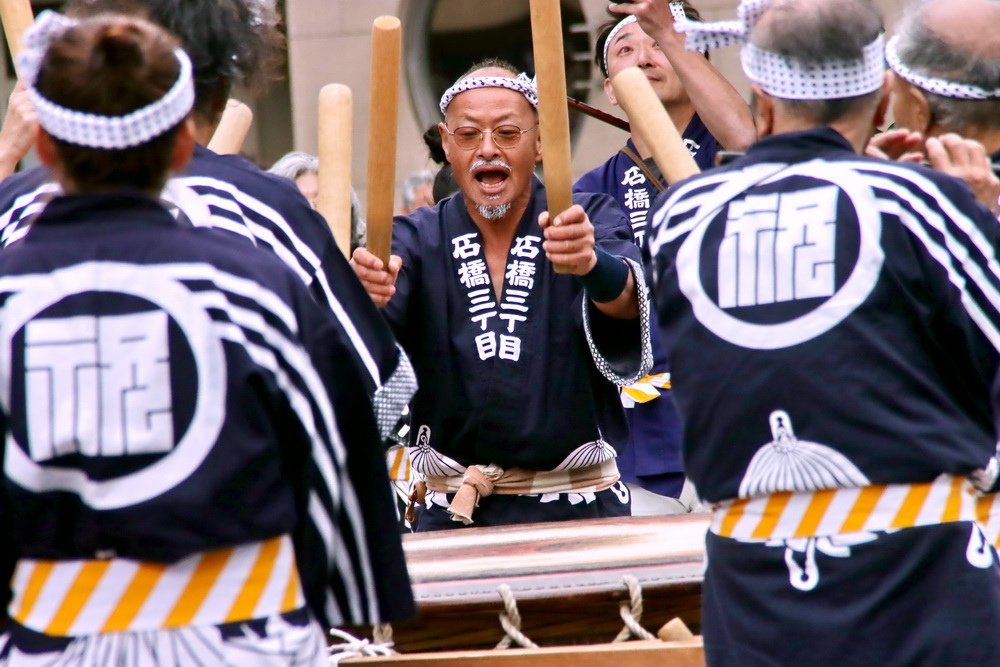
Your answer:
[611,67,700,185]
[0,0,33,71]
[316,84,353,257]
[207,99,253,155]
[529,0,575,274]
[364,16,400,267]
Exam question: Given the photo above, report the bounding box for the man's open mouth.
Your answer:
[472,165,511,194]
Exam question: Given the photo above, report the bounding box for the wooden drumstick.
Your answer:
[529,0,574,274]
[316,84,353,257]
[657,617,695,642]
[0,0,33,69]
[611,67,700,185]
[207,99,253,155]
[364,15,400,267]
[567,96,630,133]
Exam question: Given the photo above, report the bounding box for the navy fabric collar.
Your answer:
[743,127,859,163]
[29,191,176,235]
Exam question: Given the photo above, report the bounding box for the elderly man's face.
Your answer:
[440,81,541,222]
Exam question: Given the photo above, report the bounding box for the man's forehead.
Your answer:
[612,23,646,46]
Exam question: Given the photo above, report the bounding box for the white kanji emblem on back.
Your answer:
[25,311,173,462]
[717,186,839,309]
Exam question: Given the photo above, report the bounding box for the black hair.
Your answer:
[422,123,447,165]
[67,0,284,124]
[432,164,459,203]
[37,16,184,192]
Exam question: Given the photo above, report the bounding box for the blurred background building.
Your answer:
[3,0,909,210]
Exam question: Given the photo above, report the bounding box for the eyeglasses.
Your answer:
[447,124,537,150]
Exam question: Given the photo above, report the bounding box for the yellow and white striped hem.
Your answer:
[387,444,412,482]
[711,475,980,542]
[8,535,304,637]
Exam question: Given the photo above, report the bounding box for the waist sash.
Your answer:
[424,459,620,525]
[8,535,303,636]
[710,474,985,542]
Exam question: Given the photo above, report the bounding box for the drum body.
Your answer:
[391,514,709,651]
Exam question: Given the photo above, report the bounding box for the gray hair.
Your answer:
[893,2,1000,133]
[402,169,434,209]
[267,151,319,180]
[350,188,367,252]
[267,151,367,251]
[752,0,884,124]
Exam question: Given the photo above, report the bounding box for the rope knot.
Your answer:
[463,465,500,496]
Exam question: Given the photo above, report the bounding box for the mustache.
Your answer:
[469,159,511,176]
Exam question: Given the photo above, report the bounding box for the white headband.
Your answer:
[19,11,196,150]
[674,0,885,100]
[673,0,769,52]
[742,35,886,100]
[439,72,538,115]
[885,35,1000,100]
[601,15,637,76]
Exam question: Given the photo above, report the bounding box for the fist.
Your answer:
[350,247,402,307]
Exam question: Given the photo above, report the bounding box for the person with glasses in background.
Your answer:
[350,60,652,530]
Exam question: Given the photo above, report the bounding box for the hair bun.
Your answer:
[94,23,144,70]
[422,125,447,165]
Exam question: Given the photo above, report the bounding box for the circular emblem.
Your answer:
[2,262,226,509]
[676,162,884,349]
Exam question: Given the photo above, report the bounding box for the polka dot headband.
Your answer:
[742,35,886,101]
[885,35,1000,100]
[439,72,538,115]
[674,0,885,100]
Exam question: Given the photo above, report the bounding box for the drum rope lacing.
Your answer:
[493,575,658,650]
[612,575,658,642]
[495,584,539,649]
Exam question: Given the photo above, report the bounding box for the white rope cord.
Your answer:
[495,584,539,650]
[327,627,395,664]
[612,575,658,642]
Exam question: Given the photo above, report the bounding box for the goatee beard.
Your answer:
[476,201,512,220]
